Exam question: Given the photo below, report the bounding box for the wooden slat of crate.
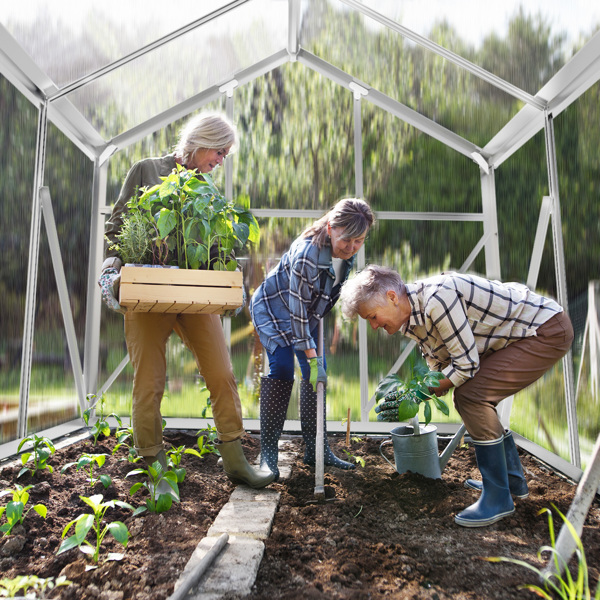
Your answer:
[119,266,243,314]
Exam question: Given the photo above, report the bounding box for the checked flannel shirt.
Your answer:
[250,236,354,353]
[400,272,563,388]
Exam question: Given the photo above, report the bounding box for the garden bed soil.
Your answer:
[0,430,599,600]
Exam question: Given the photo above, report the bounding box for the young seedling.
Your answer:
[112,422,142,464]
[57,494,134,564]
[83,393,122,446]
[165,444,205,483]
[0,575,71,598]
[127,460,180,514]
[196,424,219,456]
[61,453,112,489]
[17,433,56,478]
[341,448,366,467]
[0,484,47,536]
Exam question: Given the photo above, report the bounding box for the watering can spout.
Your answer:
[438,423,467,471]
[379,422,468,479]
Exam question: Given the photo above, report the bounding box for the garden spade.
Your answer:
[313,319,326,500]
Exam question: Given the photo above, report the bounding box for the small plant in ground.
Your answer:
[16,434,56,478]
[341,448,366,467]
[196,424,219,456]
[83,393,122,445]
[57,494,135,565]
[127,460,179,514]
[0,575,71,598]
[165,444,205,483]
[0,484,47,537]
[374,362,448,426]
[485,504,599,600]
[112,422,142,464]
[61,453,112,489]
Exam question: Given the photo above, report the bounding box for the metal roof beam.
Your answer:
[109,48,290,156]
[485,30,600,168]
[337,0,546,111]
[298,49,481,161]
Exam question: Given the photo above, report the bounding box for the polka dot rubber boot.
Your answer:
[299,379,355,471]
[259,376,294,481]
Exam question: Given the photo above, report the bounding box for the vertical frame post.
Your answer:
[17,101,48,437]
[544,112,580,467]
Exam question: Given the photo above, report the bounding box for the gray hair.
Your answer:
[174,112,238,166]
[302,198,375,248]
[340,264,406,319]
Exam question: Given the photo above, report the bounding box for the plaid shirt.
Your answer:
[401,272,563,388]
[250,236,354,353]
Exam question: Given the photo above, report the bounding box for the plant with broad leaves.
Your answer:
[61,453,112,489]
[16,434,56,478]
[0,575,71,598]
[374,363,449,427]
[127,460,179,514]
[165,444,206,483]
[126,164,260,271]
[0,484,47,537]
[112,422,142,464]
[83,393,121,446]
[342,448,366,467]
[57,494,135,564]
[485,504,599,600]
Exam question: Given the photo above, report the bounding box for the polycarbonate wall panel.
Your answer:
[302,0,519,147]
[352,0,598,95]
[0,0,243,88]
[0,75,36,444]
[233,62,356,211]
[64,0,288,141]
[27,122,93,435]
[554,82,600,469]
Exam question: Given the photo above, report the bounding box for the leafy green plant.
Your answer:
[83,393,121,445]
[123,164,260,270]
[195,425,219,458]
[112,421,142,464]
[485,504,599,599]
[61,453,112,489]
[165,444,206,483]
[57,494,134,564]
[0,575,71,598]
[109,208,155,265]
[0,484,47,537]
[127,460,179,514]
[374,363,449,426]
[342,448,366,467]
[16,434,56,478]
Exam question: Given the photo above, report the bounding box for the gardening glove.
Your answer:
[308,356,327,392]
[374,391,403,422]
[98,257,126,314]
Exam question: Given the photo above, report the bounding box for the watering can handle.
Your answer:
[379,439,395,470]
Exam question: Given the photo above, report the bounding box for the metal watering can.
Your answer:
[379,422,467,479]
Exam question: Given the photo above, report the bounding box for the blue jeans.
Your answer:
[266,328,326,381]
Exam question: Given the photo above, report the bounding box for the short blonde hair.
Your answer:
[174,112,238,166]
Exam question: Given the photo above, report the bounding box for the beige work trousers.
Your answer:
[124,311,245,458]
[453,311,574,441]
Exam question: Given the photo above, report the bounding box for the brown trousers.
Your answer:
[124,311,244,457]
[453,311,574,441]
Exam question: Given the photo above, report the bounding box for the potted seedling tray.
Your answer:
[119,266,243,314]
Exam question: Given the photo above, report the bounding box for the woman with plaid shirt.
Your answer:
[340,265,573,528]
[250,198,374,480]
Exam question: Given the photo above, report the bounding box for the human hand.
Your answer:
[308,356,327,392]
[98,268,126,314]
[223,284,246,318]
[374,391,408,422]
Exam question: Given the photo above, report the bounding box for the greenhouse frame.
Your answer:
[1,0,599,484]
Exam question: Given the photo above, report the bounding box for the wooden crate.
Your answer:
[119,266,243,314]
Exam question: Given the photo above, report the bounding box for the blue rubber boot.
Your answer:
[300,379,355,471]
[259,377,294,481]
[464,431,529,498]
[455,437,515,528]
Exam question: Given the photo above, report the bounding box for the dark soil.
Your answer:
[0,430,599,600]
